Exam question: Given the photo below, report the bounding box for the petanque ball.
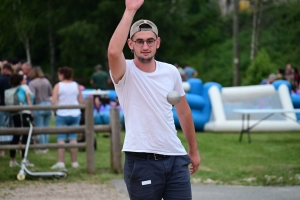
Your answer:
[167,90,181,105]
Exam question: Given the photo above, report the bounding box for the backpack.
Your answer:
[4,86,21,106]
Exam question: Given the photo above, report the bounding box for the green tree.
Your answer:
[242,49,276,85]
[57,21,102,77]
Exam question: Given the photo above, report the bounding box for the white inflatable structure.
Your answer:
[204,84,299,132]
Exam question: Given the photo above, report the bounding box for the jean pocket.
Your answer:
[128,160,155,198]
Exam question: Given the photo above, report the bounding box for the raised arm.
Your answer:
[107,0,144,83]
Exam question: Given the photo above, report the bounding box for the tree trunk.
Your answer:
[47,0,56,85]
[25,37,31,65]
[48,27,55,84]
[250,0,258,61]
[255,0,263,57]
[233,0,240,86]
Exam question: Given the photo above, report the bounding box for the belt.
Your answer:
[126,152,168,160]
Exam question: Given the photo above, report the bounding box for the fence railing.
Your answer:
[0,98,122,174]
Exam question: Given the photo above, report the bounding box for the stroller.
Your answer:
[17,118,67,180]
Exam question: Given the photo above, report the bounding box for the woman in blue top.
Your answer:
[9,70,34,167]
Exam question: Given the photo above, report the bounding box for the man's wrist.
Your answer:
[125,8,138,13]
[188,147,199,153]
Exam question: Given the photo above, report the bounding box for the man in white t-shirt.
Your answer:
[108,1,200,199]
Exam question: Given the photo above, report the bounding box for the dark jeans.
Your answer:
[10,113,33,159]
[124,152,192,200]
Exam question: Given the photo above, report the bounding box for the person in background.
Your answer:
[184,64,198,80]
[51,67,84,169]
[284,64,294,85]
[0,64,13,125]
[276,68,285,80]
[260,73,277,85]
[9,70,34,167]
[90,64,110,90]
[100,94,111,110]
[93,96,104,125]
[293,68,299,88]
[21,62,32,84]
[29,67,53,154]
[174,63,186,81]
[0,64,13,156]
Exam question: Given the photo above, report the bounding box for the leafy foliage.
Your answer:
[242,49,276,85]
[57,21,102,77]
[0,1,299,86]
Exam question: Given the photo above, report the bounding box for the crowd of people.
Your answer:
[0,59,112,170]
[261,63,300,93]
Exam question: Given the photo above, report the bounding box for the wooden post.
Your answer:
[110,107,122,173]
[85,98,95,174]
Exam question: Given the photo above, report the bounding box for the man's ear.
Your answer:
[128,39,133,50]
[156,37,161,49]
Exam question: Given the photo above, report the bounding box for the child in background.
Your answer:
[93,96,104,124]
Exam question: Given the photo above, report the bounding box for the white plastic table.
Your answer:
[233,109,300,143]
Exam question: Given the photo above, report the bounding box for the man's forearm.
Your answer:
[108,9,136,55]
[178,110,198,152]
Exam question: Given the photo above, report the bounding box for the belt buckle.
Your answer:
[153,154,162,161]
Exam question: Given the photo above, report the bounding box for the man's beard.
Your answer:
[133,50,154,63]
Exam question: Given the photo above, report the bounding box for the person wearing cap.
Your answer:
[107,0,200,199]
[90,64,110,90]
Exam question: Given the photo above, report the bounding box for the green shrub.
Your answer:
[242,49,277,85]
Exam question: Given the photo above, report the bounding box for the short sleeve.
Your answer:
[21,85,31,94]
[109,60,130,88]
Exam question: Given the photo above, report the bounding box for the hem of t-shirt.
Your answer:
[121,148,187,156]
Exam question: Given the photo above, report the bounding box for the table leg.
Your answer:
[239,114,245,142]
[247,114,251,143]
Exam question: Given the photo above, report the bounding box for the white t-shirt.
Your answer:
[110,60,186,155]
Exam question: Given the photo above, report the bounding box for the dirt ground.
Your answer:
[0,182,129,200]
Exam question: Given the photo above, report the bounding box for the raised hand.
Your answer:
[126,0,144,11]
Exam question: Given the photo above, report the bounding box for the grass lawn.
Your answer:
[0,130,300,186]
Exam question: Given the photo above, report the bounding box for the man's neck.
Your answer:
[133,58,156,73]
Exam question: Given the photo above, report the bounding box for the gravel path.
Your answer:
[0,182,129,200]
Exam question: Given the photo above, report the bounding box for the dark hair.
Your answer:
[278,68,285,75]
[58,66,73,80]
[294,68,299,73]
[3,63,13,72]
[10,57,19,65]
[10,72,24,87]
[19,59,27,64]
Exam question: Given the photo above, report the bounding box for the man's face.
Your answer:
[21,64,31,75]
[128,31,160,63]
